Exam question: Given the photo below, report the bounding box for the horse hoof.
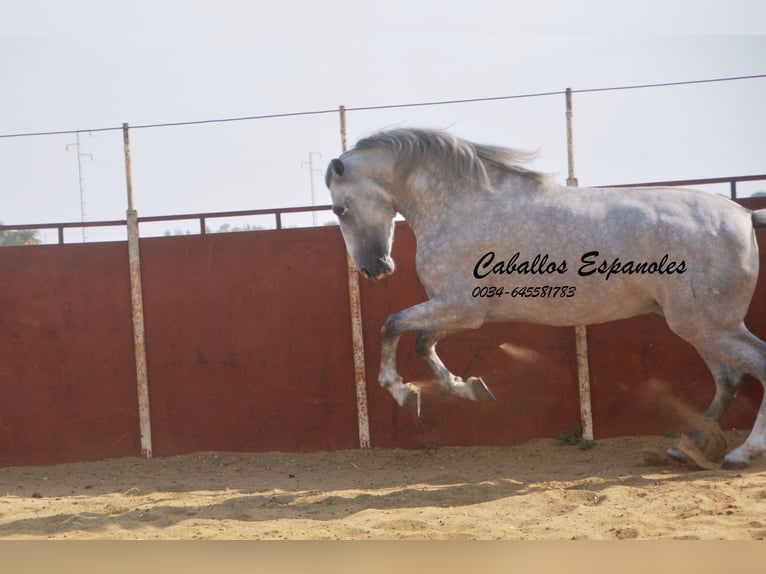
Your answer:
[468,377,496,402]
[393,383,421,416]
[721,458,749,470]
[665,446,688,463]
[670,436,721,470]
[721,453,750,470]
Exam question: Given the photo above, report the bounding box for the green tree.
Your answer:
[0,222,41,246]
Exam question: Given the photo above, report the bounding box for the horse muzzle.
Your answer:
[360,256,395,280]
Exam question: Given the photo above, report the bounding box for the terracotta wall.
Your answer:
[1,198,765,466]
[138,227,359,457]
[0,243,140,466]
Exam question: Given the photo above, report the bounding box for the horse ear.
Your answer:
[331,158,345,177]
[326,158,345,188]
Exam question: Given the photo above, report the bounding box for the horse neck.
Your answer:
[391,165,490,237]
[390,176,452,236]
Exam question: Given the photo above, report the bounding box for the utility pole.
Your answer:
[564,87,592,442]
[302,152,322,226]
[66,131,93,242]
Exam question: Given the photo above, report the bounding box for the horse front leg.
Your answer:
[377,331,422,415]
[378,299,487,416]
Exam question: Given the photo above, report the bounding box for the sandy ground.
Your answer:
[1,430,766,540]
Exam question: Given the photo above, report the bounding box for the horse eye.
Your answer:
[333,205,348,217]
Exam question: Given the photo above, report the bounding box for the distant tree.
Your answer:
[163,222,265,236]
[0,222,41,246]
[214,223,264,233]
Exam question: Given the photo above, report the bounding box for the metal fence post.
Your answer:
[339,106,371,449]
[123,123,153,458]
[565,89,594,442]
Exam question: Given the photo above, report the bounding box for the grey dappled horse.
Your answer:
[325,128,766,469]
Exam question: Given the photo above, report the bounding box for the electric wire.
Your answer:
[0,74,764,140]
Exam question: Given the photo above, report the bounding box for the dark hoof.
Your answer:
[468,377,496,402]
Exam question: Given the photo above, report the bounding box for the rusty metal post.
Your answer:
[565,90,594,442]
[339,105,371,449]
[565,88,579,188]
[339,105,349,152]
[123,123,153,458]
[574,325,594,441]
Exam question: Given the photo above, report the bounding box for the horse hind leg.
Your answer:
[666,359,747,464]
[715,330,766,469]
[415,330,496,402]
[674,326,766,469]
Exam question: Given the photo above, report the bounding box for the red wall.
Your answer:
[139,227,360,457]
[1,198,765,467]
[0,243,140,466]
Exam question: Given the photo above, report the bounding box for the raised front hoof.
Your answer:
[392,383,421,417]
[467,377,496,402]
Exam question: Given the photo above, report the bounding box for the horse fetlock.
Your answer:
[379,374,403,388]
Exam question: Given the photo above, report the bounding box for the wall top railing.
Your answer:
[0,204,334,245]
[2,173,766,246]
[599,174,766,199]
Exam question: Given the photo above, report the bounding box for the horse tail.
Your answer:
[753,210,766,228]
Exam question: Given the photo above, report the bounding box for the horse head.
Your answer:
[325,155,397,279]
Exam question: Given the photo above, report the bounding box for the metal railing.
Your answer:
[0,204,334,245]
[600,174,766,199]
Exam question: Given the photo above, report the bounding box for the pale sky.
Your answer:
[2,1,765,243]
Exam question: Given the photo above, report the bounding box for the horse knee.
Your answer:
[381,311,408,339]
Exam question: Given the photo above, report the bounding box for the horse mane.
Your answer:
[352,128,547,190]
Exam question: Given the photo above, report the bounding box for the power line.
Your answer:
[572,74,766,95]
[0,108,339,139]
[1,74,764,140]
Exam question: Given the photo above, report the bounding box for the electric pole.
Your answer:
[66,131,93,242]
[302,152,322,226]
